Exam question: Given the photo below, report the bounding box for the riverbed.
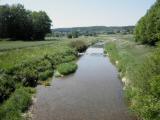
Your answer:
[31,43,135,120]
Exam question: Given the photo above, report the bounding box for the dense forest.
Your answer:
[0,4,52,40]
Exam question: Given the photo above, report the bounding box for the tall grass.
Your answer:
[105,35,160,120]
[0,87,35,120]
[57,62,78,75]
[0,38,82,119]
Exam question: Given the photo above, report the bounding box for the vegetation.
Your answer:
[0,40,57,51]
[70,40,88,52]
[105,35,160,120]
[57,62,78,75]
[67,31,79,38]
[0,87,35,120]
[0,37,83,119]
[134,0,160,45]
[0,4,51,40]
[53,26,134,37]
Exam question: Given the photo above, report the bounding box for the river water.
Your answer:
[32,43,135,120]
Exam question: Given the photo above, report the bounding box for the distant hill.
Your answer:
[52,26,135,36]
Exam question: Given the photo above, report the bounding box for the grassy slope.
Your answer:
[105,35,153,78]
[105,35,160,120]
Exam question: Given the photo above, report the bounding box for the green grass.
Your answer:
[57,62,78,75]
[105,35,153,78]
[105,35,160,120]
[0,36,96,120]
[0,87,35,120]
[0,40,58,51]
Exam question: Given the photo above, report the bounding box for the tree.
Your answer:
[0,5,10,38]
[9,4,33,40]
[72,31,79,38]
[31,11,52,40]
[134,0,160,45]
[0,4,52,40]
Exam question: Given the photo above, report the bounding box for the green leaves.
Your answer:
[134,1,160,45]
[57,62,78,75]
[0,4,52,40]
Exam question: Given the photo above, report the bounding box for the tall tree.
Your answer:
[134,0,160,45]
[31,11,52,40]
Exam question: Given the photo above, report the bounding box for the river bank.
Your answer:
[30,43,135,120]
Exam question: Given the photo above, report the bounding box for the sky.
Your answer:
[0,0,156,28]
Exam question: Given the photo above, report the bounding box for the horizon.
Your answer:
[0,0,156,28]
[53,25,135,29]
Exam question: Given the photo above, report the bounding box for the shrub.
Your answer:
[16,67,38,87]
[38,70,53,81]
[0,87,33,120]
[57,62,78,75]
[70,40,87,52]
[0,74,15,102]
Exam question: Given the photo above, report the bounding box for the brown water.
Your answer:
[32,44,135,120]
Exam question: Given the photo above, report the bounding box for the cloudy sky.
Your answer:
[0,0,156,28]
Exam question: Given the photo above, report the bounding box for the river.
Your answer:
[31,43,135,120]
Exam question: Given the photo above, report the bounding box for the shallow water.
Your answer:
[32,44,135,120]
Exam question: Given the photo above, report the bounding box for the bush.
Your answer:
[57,62,77,75]
[0,87,33,120]
[70,40,87,52]
[0,74,15,102]
[38,70,53,81]
[14,66,38,87]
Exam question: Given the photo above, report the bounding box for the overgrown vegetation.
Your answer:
[105,35,160,120]
[70,40,88,52]
[0,4,51,40]
[134,0,160,45]
[0,38,81,119]
[57,62,78,75]
[0,87,35,120]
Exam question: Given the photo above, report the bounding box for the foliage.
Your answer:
[0,74,15,103]
[57,62,77,75]
[129,48,160,120]
[0,4,52,40]
[105,35,160,120]
[0,38,80,119]
[31,11,52,40]
[70,40,88,52]
[67,31,79,38]
[134,0,160,45]
[0,87,34,120]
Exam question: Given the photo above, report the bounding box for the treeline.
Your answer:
[52,26,134,37]
[134,0,160,45]
[0,4,52,40]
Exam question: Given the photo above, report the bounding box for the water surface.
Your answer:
[32,44,135,120]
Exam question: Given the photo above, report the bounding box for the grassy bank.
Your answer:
[105,35,160,120]
[0,37,95,120]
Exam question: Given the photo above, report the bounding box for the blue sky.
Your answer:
[0,0,156,28]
